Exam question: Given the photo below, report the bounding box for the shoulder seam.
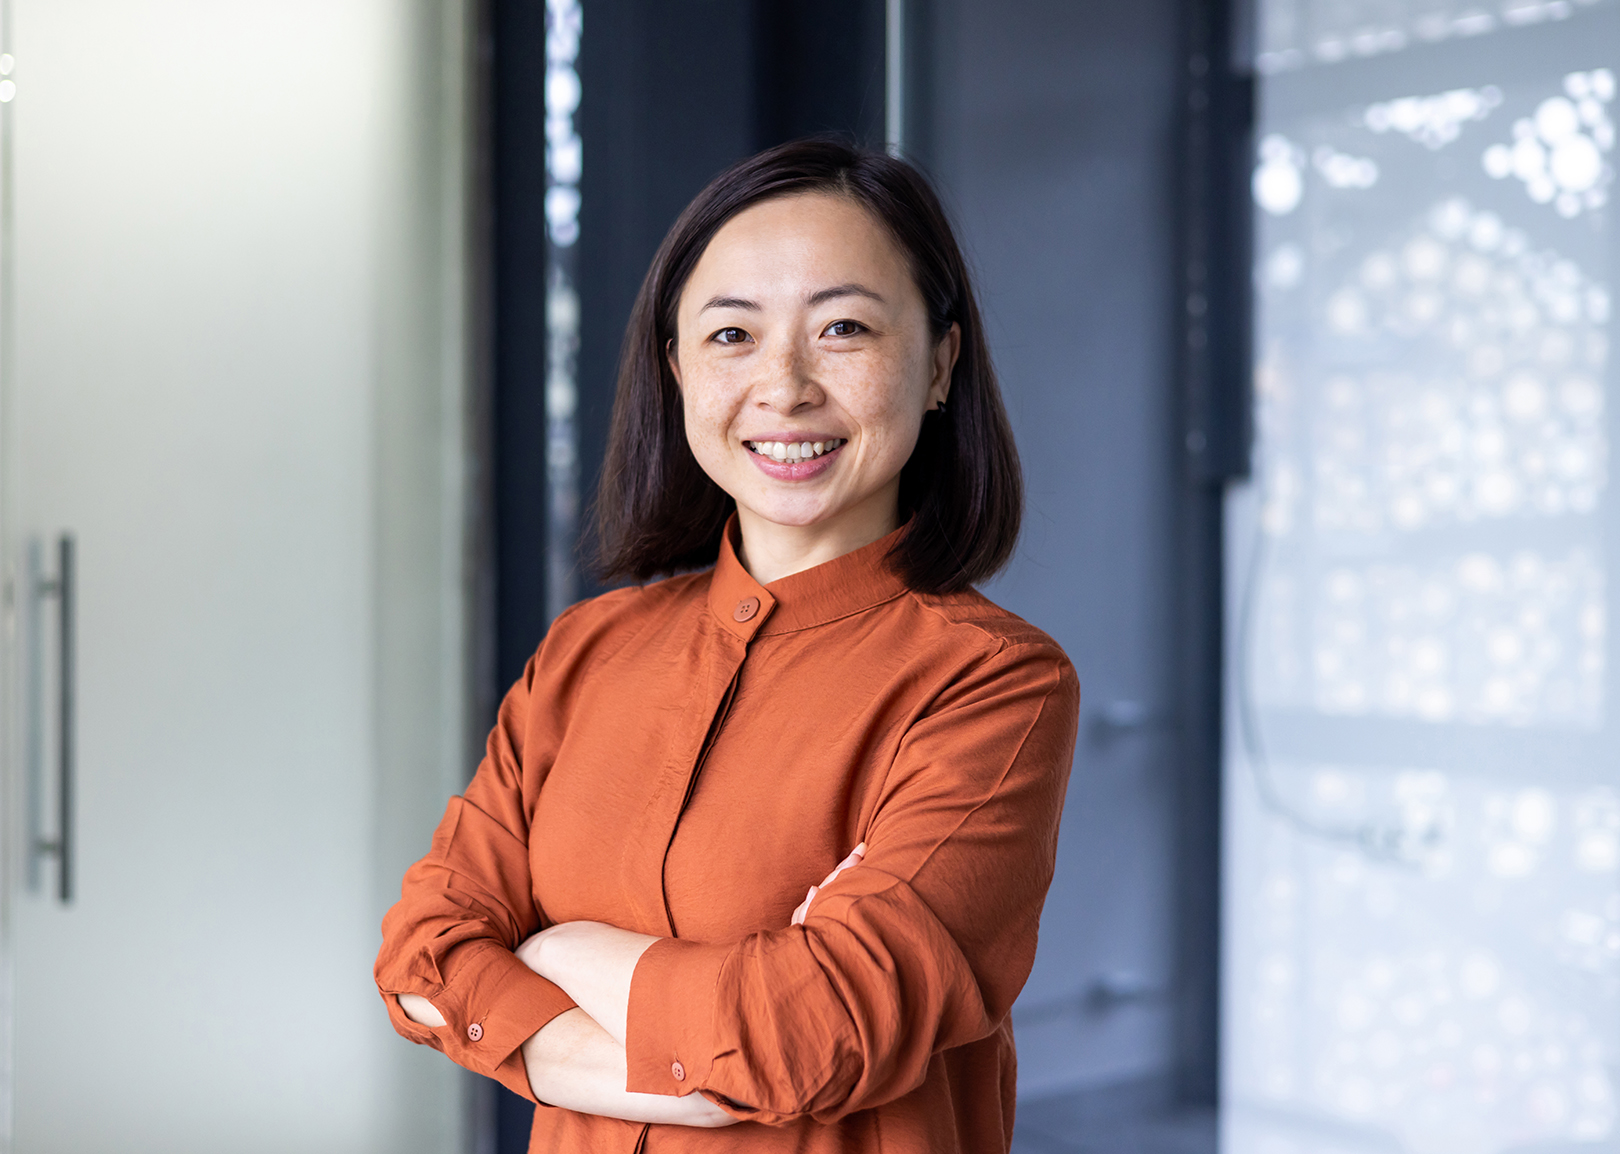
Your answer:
[906,590,1068,659]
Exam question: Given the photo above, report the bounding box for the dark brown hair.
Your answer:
[593,138,1022,593]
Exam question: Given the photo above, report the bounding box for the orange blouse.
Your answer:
[375,520,1079,1152]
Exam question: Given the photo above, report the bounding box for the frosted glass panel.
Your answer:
[1257,0,1615,74]
[1225,4,1620,1151]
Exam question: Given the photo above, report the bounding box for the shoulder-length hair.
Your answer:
[593,138,1022,594]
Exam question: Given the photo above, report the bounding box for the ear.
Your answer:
[666,336,684,392]
[928,322,960,411]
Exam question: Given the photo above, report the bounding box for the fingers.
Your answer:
[821,842,867,887]
[791,886,817,926]
[791,842,868,928]
[397,992,447,1028]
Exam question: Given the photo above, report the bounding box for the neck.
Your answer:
[735,491,900,586]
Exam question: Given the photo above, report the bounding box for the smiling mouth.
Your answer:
[746,438,846,462]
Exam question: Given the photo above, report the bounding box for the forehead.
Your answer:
[681,192,912,303]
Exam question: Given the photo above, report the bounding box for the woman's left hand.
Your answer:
[514,921,659,1046]
[790,842,867,926]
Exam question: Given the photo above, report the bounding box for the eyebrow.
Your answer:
[698,283,887,315]
[807,282,885,307]
[699,295,759,313]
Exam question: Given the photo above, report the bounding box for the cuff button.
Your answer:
[671,1060,686,1082]
[467,1022,484,1042]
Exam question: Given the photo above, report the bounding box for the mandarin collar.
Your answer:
[707,513,911,641]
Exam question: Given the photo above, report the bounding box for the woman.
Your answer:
[375,139,1080,1153]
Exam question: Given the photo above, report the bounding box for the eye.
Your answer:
[824,319,866,338]
[710,327,752,346]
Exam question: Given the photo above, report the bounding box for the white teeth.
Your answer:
[747,438,845,461]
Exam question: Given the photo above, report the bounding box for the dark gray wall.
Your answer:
[922,0,1191,1098]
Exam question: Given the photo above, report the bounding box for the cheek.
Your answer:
[679,372,744,464]
[678,367,722,428]
[832,349,930,440]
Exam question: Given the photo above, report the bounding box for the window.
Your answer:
[1227,2,1620,1148]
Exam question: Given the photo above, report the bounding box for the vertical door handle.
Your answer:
[33,534,74,903]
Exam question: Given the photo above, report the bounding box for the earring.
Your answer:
[936,400,948,415]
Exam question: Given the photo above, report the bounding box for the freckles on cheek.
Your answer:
[865,342,930,405]
[682,393,736,464]
[686,390,724,429]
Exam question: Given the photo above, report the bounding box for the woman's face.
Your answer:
[669,192,958,545]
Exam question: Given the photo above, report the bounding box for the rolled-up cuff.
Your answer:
[460,943,579,1099]
[624,936,732,1096]
[384,940,577,1102]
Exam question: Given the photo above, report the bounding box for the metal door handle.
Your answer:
[33,534,74,903]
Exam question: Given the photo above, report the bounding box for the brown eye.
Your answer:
[825,320,864,337]
[712,327,750,345]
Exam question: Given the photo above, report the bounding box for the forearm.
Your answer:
[518,921,658,1045]
[522,1008,736,1127]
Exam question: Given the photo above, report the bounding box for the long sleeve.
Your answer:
[374,648,579,1102]
[621,640,1080,1125]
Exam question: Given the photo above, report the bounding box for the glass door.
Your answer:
[0,2,477,1150]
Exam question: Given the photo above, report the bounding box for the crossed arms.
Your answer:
[394,848,861,1127]
[374,638,1076,1129]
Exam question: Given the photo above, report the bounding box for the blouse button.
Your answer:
[733,597,760,622]
[671,1060,686,1082]
[467,1022,483,1042]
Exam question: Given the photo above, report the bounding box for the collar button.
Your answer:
[733,596,760,622]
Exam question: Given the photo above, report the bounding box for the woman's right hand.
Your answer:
[397,992,445,1027]
[790,842,866,926]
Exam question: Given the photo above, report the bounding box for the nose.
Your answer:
[753,331,824,414]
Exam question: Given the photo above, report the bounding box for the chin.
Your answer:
[751,507,833,529]
[741,495,838,529]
